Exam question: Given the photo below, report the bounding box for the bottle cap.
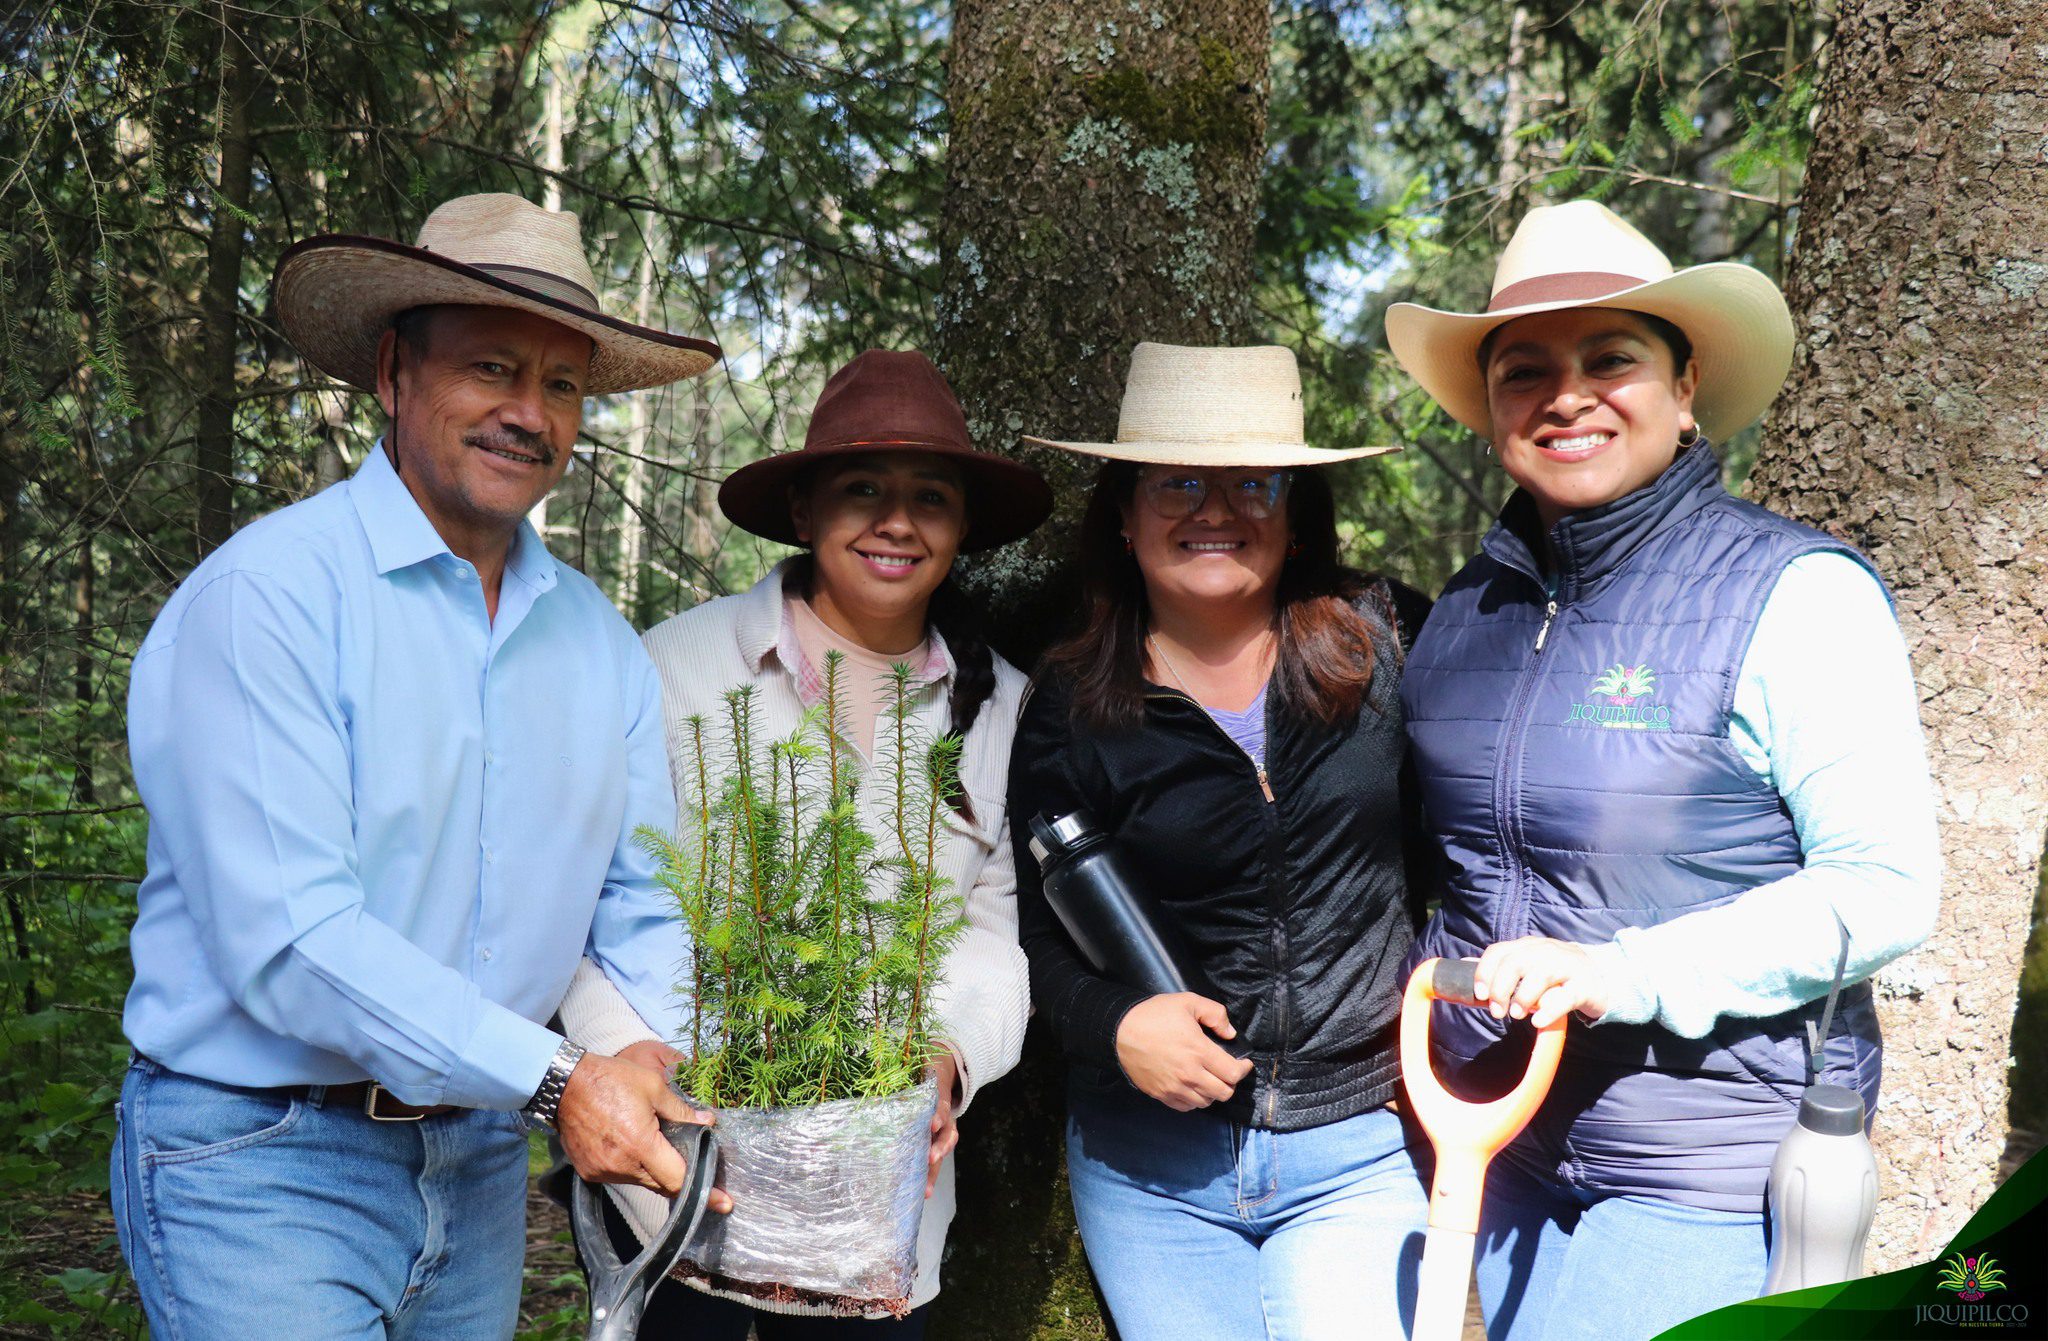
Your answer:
[1797,1082,1866,1137]
[1027,810,1101,869]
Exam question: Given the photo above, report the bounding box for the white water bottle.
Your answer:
[1762,1082,1878,1293]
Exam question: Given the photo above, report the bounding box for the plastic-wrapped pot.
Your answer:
[668,1077,937,1314]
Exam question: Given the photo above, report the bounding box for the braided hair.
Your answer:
[925,574,995,822]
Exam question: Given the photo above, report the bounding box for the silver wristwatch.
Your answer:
[522,1039,587,1131]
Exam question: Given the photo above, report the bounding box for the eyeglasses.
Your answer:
[1135,468,1292,521]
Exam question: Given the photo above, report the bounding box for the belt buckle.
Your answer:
[363,1082,426,1122]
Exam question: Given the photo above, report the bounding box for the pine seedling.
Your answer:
[639,652,966,1109]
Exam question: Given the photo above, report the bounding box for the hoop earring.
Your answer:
[1286,540,1302,559]
[1678,424,1701,448]
[1122,535,1134,554]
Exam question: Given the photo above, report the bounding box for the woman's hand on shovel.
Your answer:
[558,1052,734,1213]
[1473,937,1613,1029]
[1116,993,1255,1112]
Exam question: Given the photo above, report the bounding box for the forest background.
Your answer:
[3,0,2044,1336]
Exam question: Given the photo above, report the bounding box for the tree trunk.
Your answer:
[1748,0,2048,1269]
[1493,3,1532,242]
[937,0,1270,656]
[933,2,1270,1335]
[619,242,655,617]
[195,31,255,557]
[529,65,566,541]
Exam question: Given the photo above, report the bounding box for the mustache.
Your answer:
[465,429,557,466]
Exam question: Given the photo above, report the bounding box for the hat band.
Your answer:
[1487,271,1649,313]
[470,262,601,310]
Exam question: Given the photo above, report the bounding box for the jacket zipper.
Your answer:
[1493,596,1561,945]
[1147,688,1285,1120]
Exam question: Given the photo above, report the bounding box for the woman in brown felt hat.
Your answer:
[556,348,1052,1337]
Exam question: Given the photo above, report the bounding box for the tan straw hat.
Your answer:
[1385,200,1792,441]
[1023,342,1398,467]
[272,193,720,395]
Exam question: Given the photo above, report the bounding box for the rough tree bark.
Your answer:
[936,0,1270,649]
[194,32,254,557]
[932,2,1270,1335]
[1748,0,2048,1269]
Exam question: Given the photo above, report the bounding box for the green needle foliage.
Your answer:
[639,652,966,1110]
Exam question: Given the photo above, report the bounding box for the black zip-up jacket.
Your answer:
[1008,578,1430,1131]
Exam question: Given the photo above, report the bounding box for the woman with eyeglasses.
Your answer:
[1005,344,1433,1340]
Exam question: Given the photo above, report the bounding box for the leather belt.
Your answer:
[317,1080,462,1121]
[131,1055,464,1122]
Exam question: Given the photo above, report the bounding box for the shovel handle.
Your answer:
[1400,958,1566,1234]
[573,1119,721,1341]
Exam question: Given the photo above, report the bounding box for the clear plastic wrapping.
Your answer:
[670,1077,938,1314]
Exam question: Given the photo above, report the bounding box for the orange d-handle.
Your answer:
[1400,957,1567,1234]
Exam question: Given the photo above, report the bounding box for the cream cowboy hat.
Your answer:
[1385,200,1793,441]
[1023,342,1399,467]
[273,193,721,395]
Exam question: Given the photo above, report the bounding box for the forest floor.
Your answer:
[2,1166,1491,1340]
[0,1177,586,1340]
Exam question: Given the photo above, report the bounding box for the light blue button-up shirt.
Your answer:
[123,445,684,1109]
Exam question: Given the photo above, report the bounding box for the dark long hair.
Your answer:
[1041,463,1380,731]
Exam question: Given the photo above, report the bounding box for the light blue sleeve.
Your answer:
[1586,552,1941,1037]
[147,571,561,1108]
[582,636,690,1042]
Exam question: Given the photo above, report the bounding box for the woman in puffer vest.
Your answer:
[1384,201,1939,1340]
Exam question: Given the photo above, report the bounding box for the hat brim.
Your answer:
[1018,438,1400,467]
[718,439,1055,553]
[1384,263,1793,441]
[272,235,721,396]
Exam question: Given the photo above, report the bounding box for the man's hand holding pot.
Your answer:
[558,1052,733,1212]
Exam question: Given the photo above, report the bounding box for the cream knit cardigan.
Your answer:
[556,559,1030,1316]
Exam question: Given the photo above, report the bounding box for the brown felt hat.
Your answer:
[718,350,1053,552]
[273,193,721,395]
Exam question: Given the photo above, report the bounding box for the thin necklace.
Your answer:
[1147,631,1272,705]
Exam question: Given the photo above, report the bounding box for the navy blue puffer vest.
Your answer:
[1403,445,1884,1212]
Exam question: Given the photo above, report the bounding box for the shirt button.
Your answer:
[483,846,495,863]
[485,750,495,766]
[481,948,493,962]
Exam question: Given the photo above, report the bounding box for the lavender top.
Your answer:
[1203,682,1269,769]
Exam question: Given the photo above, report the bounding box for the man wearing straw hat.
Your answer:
[110,193,729,1338]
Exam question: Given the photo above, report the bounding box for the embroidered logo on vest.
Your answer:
[1564,664,1673,730]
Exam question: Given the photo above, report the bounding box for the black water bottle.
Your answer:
[1027,810,1213,998]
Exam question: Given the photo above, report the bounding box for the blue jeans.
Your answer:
[1065,1077,1429,1341]
[109,1056,531,1340]
[1475,1149,1766,1341]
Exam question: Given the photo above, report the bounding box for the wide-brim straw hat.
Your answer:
[719,349,1052,553]
[273,193,721,396]
[1023,342,1399,467]
[1385,200,1793,441]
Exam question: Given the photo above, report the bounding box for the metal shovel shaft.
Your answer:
[1413,1226,1477,1341]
